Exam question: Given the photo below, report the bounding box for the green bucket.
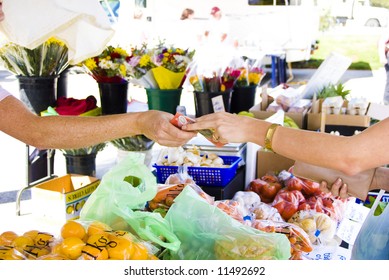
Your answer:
[146,88,183,114]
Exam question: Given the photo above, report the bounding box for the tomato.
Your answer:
[299,177,322,196]
[272,189,304,221]
[285,176,304,191]
[306,196,323,213]
[248,177,282,203]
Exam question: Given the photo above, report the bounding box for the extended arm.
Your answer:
[182,112,389,175]
[0,95,196,149]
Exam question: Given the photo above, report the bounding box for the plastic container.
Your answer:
[64,153,96,177]
[146,88,182,114]
[18,75,58,115]
[193,90,232,117]
[230,85,257,114]
[98,82,129,115]
[152,156,242,187]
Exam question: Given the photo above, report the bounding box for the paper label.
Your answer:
[212,95,225,112]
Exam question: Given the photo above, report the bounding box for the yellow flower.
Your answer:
[46,37,65,46]
[84,58,97,71]
[114,47,129,57]
[220,84,226,92]
[139,54,151,67]
[119,64,126,77]
[248,73,260,85]
[189,75,199,84]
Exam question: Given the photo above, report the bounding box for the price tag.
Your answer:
[212,95,225,112]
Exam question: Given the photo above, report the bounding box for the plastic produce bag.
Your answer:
[80,153,180,251]
[351,189,389,260]
[164,186,291,260]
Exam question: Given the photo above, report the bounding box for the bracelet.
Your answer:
[264,123,280,152]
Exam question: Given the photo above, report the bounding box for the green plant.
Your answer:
[110,135,154,151]
[316,83,351,99]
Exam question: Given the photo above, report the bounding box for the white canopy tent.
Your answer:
[0,0,115,64]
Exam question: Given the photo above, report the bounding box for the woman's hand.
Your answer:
[182,112,258,144]
[137,110,197,147]
[320,178,349,199]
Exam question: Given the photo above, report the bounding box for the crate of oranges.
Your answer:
[0,220,159,260]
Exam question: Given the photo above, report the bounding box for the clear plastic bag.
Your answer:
[80,153,180,252]
[164,186,291,260]
[351,189,389,260]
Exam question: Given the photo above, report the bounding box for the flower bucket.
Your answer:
[57,68,70,99]
[64,153,96,177]
[193,90,232,117]
[98,81,129,115]
[146,88,182,114]
[18,76,58,115]
[230,85,258,114]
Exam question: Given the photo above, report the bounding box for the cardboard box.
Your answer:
[249,103,307,129]
[307,99,371,131]
[31,174,100,222]
[256,148,295,178]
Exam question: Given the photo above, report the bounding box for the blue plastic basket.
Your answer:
[152,156,242,187]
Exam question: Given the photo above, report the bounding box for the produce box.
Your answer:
[307,99,371,131]
[31,174,100,222]
[256,148,295,178]
[249,103,307,129]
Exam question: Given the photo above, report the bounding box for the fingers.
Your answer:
[320,178,349,199]
[330,178,343,196]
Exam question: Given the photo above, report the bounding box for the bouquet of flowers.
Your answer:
[82,45,132,83]
[128,42,195,89]
[61,142,107,156]
[233,57,265,88]
[0,37,69,76]
[187,63,241,93]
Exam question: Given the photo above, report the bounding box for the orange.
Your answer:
[61,220,86,240]
[130,242,149,260]
[61,237,85,260]
[0,247,25,260]
[0,231,18,246]
[109,230,134,241]
[11,236,35,250]
[24,246,51,260]
[86,233,110,248]
[23,230,40,240]
[148,254,160,260]
[37,253,70,260]
[107,237,134,260]
[50,242,64,256]
[34,232,55,248]
[87,221,112,236]
[80,244,109,260]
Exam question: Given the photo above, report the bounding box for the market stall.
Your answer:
[0,0,389,264]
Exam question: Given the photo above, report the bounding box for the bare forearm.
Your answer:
[23,113,141,149]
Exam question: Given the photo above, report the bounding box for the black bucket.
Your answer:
[193,90,232,117]
[64,154,96,177]
[230,85,257,114]
[57,69,70,100]
[18,76,58,115]
[98,82,129,115]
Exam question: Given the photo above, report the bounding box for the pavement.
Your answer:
[0,66,386,209]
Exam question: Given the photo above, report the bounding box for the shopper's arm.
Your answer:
[182,112,389,175]
[0,95,196,149]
